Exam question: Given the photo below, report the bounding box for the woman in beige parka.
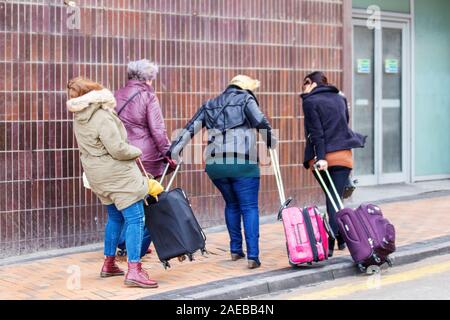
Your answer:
[67,77,159,289]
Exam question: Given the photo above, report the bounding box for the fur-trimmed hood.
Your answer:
[67,89,117,123]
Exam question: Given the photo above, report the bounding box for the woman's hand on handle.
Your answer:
[315,160,328,171]
[164,156,178,170]
[147,179,164,201]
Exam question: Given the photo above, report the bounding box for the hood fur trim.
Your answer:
[67,89,116,113]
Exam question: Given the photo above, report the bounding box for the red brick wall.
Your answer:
[0,0,348,257]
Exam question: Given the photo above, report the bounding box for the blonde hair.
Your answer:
[229,75,260,92]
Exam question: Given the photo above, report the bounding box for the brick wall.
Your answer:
[0,0,348,257]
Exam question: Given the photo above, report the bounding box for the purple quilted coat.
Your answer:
[115,80,171,177]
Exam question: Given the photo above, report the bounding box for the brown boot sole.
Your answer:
[231,254,245,261]
[100,272,125,278]
[124,280,159,289]
[248,261,261,269]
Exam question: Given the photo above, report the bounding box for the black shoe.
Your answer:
[328,237,336,258]
[336,234,347,251]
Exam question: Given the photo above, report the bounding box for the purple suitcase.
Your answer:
[315,167,396,272]
[336,204,396,271]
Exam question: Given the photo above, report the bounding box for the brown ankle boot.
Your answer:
[100,256,125,278]
[124,262,158,288]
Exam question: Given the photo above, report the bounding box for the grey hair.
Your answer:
[127,59,159,81]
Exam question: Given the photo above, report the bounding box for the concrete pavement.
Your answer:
[0,180,449,300]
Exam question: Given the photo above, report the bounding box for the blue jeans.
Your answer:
[104,201,145,263]
[212,177,260,262]
[117,225,152,258]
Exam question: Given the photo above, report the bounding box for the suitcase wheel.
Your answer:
[366,265,381,275]
[307,262,313,266]
[117,249,127,257]
[188,254,194,262]
[162,261,171,269]
[357,263,366,273]
[201,249,208,255]
[373,254,382,264]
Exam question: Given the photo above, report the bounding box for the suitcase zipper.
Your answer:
[353,209,377,264]
[313,209,326,258]
[358,206,378,248]
[362,206,395,255]
[355,211,374,249]
[302,207,319,262]
[295,225,303,245]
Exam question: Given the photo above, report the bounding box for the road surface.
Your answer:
[251,254,450,300]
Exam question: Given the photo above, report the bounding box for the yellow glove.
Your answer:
[147,179,164,201]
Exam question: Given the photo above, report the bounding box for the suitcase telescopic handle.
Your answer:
[269,148,294,220]
[269,148,286,205]
[136,158,152,206]
[277,198,293,221]
[313,164,344,212]
[159,163,170,185]
[137,157,182,193]
[164,160,183,192]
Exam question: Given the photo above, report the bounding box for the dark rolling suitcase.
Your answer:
[142,162,207,269]
[315,166,396,273]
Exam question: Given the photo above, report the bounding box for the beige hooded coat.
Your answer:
[67,89,149,211]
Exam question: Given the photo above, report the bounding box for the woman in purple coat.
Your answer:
[114,59,175,257]
[115,59,172,178]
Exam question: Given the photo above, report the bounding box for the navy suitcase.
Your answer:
[143,162,207,269]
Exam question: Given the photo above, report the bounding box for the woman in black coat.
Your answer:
[301,71,366,257]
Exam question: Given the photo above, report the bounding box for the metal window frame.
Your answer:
[351,8,413,186]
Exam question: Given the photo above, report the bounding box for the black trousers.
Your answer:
[313,166,352,250]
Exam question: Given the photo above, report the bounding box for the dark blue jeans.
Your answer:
[117,225,152,258]
[212,177,260,262]
[313,166,352,250]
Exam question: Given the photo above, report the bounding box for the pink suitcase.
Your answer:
[270,149,334,266]
[279,204,331,266]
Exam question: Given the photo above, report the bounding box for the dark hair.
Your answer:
[304,71,329,86]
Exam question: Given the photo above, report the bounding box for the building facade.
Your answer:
[351,0,450,185]
[0,0,448,258]
[0,0,349,257]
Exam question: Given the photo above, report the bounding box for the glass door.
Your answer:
[352,20,410,185]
